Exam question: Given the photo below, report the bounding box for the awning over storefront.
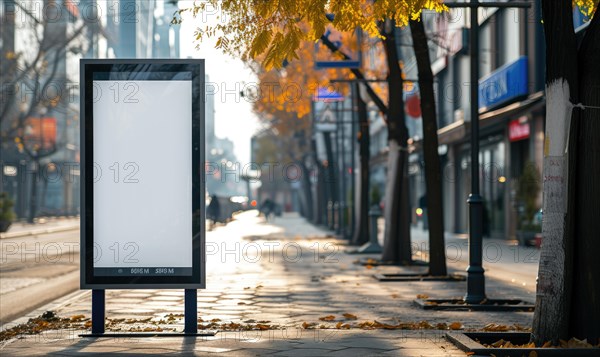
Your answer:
[437,91,545,145]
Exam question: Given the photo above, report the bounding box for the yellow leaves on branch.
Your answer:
[251,39,350,126]
[179,0,447,70]
[574,0,599,17]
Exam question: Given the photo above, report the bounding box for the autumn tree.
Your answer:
[249,39,351,222]
[532,0,600,345]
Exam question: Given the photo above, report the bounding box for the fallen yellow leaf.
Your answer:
[343,313,358,320]
[335,322,351,329]
[449,322,463,330]
[70,315,86,322]
[319,315,336,321]
[302,322,316,329]
[416,294,429,299]
[483,323,509,332]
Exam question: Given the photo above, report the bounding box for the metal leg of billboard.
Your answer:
[184,289,197,334]
[91,289,105,334]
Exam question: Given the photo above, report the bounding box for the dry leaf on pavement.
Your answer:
[343,313,358,320]
[483,323,509,331]
[319,315,336,321]
[302,322,317,329]
[449,322,463,330]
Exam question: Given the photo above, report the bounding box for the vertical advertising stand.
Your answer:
[80,59,213,336]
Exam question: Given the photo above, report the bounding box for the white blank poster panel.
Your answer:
[93,80,193,268]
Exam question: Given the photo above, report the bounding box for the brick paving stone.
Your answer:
[270,348,345,356]
[147,296,182,301]
[221,294,255,300]
[328,347,397,356]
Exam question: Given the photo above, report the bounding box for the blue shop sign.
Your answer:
[479,56,528,109]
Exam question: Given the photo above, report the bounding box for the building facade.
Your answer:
[1,0,182,220]
[365,1,551,241]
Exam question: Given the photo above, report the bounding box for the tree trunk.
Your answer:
[533,0,579,345]
[381,22,412,264]
[570,8,600,344]
[409,18,447,276]
[352,94,370,245]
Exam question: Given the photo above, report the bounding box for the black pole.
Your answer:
[465,0,486,304]
[184,289,197,334]
[323,131,336,230]
[335,101,344,235]
[350,84,357,239]
[91,289,105,334]
[333,102,342,236]
[339,100,348,239]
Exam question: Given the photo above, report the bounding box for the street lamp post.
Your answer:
[444,1,532,304]
[465,0,485,304]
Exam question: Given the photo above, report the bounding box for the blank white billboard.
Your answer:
[92,80,193,270]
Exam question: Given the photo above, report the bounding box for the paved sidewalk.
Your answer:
[0,217,80,239]
[0,211,536,356]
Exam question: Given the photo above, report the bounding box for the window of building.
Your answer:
[499,9,520,66]
[479,22,492,77]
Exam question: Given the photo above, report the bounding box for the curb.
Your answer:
[0,225,80,239]
[0,270,81,327]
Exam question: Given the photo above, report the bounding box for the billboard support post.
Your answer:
[184,289,198,334]
[91,289,105,334]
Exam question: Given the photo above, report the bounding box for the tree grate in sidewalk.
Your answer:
[445,332,599,356]
[414,298,535,311]
[373,273,466,282]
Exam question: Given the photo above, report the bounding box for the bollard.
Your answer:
[333,201,340,233]
[355,205,383,254]
[327,201,334,230]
